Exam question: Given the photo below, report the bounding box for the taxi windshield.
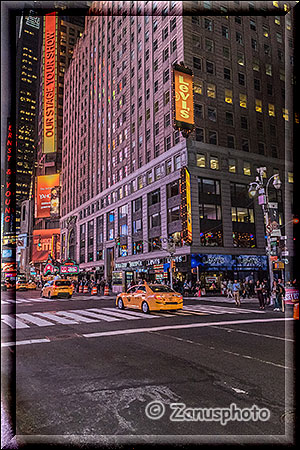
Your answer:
[149,285,175,293]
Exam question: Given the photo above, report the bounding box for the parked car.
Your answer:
[116,281,183,314]
[26,280,37,290]
[16,279,28,291]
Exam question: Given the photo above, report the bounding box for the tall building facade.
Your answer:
[60,1,296,288]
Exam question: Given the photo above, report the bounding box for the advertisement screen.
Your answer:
[32,229,60,262]
[173,65,194,131]
[43,12,57,154]
[36,174,60,218]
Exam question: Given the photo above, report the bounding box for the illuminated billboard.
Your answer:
[180,167,192,245]
[36,174,60,218]
[3,119,15,237]
[43,12,57,154]
[32,229,60,262]
[173,64,194,135]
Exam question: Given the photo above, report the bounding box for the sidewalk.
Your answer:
[186,295,258,305]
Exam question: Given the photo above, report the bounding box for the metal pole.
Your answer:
[264,184,274,294]
[170,256,173,289]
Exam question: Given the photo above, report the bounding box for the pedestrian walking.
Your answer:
[262,278,270,306]
[227,280,233,298]
[232,279,241,307]
[255,280,265,310]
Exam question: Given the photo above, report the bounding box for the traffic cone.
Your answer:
[79,285,83,293]
[293,302,299,320]
[104,284,109,296]
[83,285,89,294]
[91,285,97,296]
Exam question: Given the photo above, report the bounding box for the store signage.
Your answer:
[173,64,194,133]
[32,229,60,262]
[43,12,57,154]
[284,288,299,304]
[2,262,17,273]
[60,258,79,275]
[36,174,60,218]
[180,167,192,245]
[26,12,40,29]
[50,186,60,217]
[2,249,13,258]
[3,120,15,236]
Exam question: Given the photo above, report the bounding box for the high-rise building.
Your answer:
[60,1,296,288]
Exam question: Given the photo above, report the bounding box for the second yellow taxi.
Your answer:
[41,279,73,299]
[116,281,183,314]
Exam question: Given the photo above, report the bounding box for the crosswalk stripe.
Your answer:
[72,309,119,322]
[1,301,9,304]
[17,313,55,327]
[103,307,157,319]
[89,308,140,320]
[34,312,78,325]
[16,298,32,303]
[1,315,30,329]
[55,311,98,323]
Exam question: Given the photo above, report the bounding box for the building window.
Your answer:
[194,81,203,94]
[208,131,217,145]
[253,59,260,71]
[208,107,216,121]
[250,18,256,30]
[132,241,143,255]
[225,112,233,126]
[164,135,171,151]
[227,135,235,149]
[164,112,171,127]
[251,38,257,50]
[254,78,260,91]
[174,154,181,170]
[288,172,293,183]
[200,204,222,220]
[195,103,203,119]
[238,73,245,85]
[283,109,289,121]
[255,99,262,113]
[133,197,142,212]
[210,156,219,170]
[168,206,180,223]
[222,25,229,38]
[154,166,161,181]
[237,53,245,66]
[195,127,204,142]
[233,232,256,248]
[163,68,169,83]
[147,171,153,184]
[204,18,213,31]
[149,237,161,252]
[133,219,142,233]
[167,180,180,198]
[239,93,247,108]
[164,90,170,105]
[206,61,214,74]
[265,64,272,76]
[199,177,220,195]
[271,146,278,158]
[225,89,232,104]
[223,46,230,59]
[268,104,275,117]
[263,25,269,37]
[149,212,161,229]
[197,153,206,168]
[207,84,216,98]
[200,230,223,247]
[243,162,251,176]
[229,158,236,173]
[205,38,214,52]
[242,139,249,152]
[241,116,248,129]
[193,57,202,70]
[232,207,254,223]
[236,32,243,45]
[258,142,265,155]
[224,67,231,80]
[166,159,172,175]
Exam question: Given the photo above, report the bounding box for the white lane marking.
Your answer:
[55,311,99,323]
[15,298,32,303]
[3,299,16,304]
[1,315,30,329]
[83,317,293,339]
[72,309,120,322]
[183,304,265,314]
[1,301,9,304]
[89,308,140,320]
[210,325,294,342]
[2,338,51,347]
[17,313,55,327]
[34,312,78,325]
[104,307,157,319]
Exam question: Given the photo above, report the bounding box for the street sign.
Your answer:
[270,229,281,237]
[268,202,278,209]
[282,251,289,256]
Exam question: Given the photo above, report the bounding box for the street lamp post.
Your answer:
[248,167,281,291]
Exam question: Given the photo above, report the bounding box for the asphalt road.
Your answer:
[1,288,297,447]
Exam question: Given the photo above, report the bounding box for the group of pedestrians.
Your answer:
[77,278,110,295]
[223,277,286,311]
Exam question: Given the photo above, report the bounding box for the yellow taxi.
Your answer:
[116,281,183,314]
[26,280,37,290]
[41,279,73,299]
[16,279,28,291]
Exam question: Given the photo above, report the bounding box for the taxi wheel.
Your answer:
[117,298,124,309]
[142,301,150,314]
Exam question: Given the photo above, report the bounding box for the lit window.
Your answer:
[207,84,216,98]
[237,52,245,66]
[273,1,279,7]
[239,93,247,108]
[283,108,289,121]
[275,16,280,25]
[263,25,269,37]
[288,172,293,183]
[243,162,251,176]
[255,99,262,113]
[265,64,272,76]
[229,159,236,173]
[225,89,232,104]
[253,59,260,71]
[194,81,203,94]
[197,154,206,167]
[210,156,219,170]
[268,104,275,117]
[280,69,285,82]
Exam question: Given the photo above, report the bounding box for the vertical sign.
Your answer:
[43,12,57,154]
[173,64,194,135]
[180,167,192,245]
[3,119,15,237]
[36,174,60,218]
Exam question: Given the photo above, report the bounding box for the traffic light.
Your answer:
[38,237,42,248]
[292,216,299,225]
[115,234,120,246]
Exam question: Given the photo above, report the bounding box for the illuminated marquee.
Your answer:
[173,64,195,136]
[43,12,57,154]
[180,167,192,245]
